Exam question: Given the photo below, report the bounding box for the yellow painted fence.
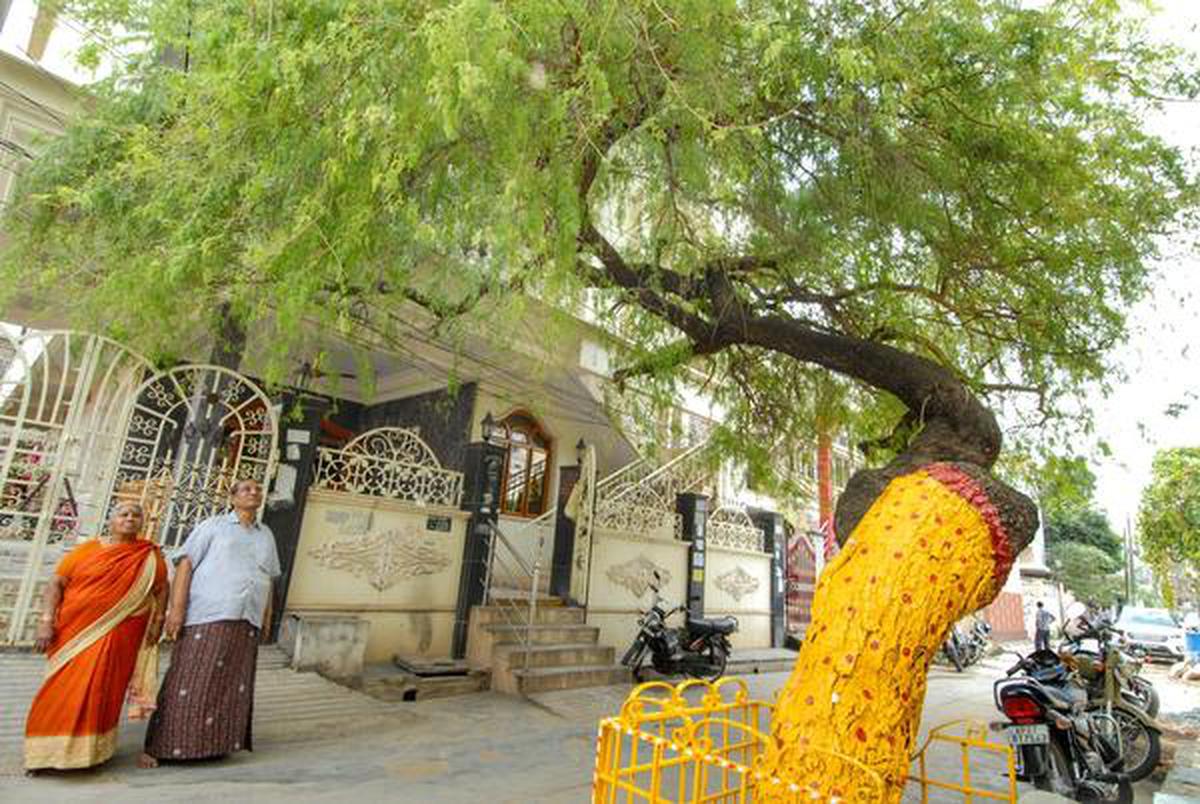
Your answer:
[592,679,1018,803]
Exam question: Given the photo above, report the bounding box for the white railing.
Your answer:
[312,427,464,508]
[592,439,714,539]
[481,512,552,671]
[707,505,767,553]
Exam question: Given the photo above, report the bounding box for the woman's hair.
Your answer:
[111,500,145,518]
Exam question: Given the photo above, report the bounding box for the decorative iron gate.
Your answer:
[112,365,279,550]
[1,331,153,643]
[1,329,280,645]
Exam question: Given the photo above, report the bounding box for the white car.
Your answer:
[1115,606,1185,661]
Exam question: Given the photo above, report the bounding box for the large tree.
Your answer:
[1046,540,1123,607]
[1139,447,1200,609]
[1044,508,1122,563]
[3,1,1196,798]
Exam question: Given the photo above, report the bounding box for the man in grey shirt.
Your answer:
[141,479,281,767]
[1034,601,1055,652]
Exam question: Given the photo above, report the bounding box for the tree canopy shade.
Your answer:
[2,0,1195,462]
[1046,540,1123,608]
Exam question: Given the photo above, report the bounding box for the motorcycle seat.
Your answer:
[1040,683,1087,712]
[688,615,738,635]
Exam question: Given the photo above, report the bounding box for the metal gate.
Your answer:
[112,364,278,550]
[1,329,279,645]
[1,330,153,643]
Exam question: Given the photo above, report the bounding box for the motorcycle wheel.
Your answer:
[1034,742,1132,804]
[1032,741,1076,798]
[1125,677,1160,718]
[685,643,728,681]
[1100,705,1161,782]
[1078,778,1134,804]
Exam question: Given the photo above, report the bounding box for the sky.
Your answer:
[1086,0,1200,532]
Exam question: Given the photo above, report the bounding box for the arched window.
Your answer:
[498,412,552,517]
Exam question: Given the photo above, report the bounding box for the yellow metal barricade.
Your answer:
[908,720,1018,803]
[592,680,1018,803]
[592,678,886,802]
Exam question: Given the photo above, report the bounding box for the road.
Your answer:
[0,648,1190,802]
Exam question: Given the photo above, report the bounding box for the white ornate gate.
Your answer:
[1,329,281,645]
[112,365,279,550]
[1,330,153,643]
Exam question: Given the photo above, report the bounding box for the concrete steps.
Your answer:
[493,642,614,670]
[486,623,600,646]
[487,589,564,606]
[471,605,585,626]
[469,600,627,695]
[511,663,630,694]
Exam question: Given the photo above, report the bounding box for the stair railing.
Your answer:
[480,512,552,672]
[594,438,714,510]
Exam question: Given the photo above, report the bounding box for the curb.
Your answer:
[1156,734,1200,802]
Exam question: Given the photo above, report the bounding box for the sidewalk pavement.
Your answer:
[0,647,1177,803]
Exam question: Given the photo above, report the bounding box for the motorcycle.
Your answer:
[619,571,737,682]
[940,626,968,671]
[939,618,991,671]
[1060,612,1160,718]
[962,619,993,666]
[994,650,1132,802]
[1055,612,1162,781]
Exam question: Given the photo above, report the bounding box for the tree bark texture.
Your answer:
[763,462,1036,802]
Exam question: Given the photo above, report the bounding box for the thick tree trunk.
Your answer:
[765,460,1036,801]
[579,218,1039,799]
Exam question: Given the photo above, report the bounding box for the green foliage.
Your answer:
[1138,448,1200,603]
[1046,540,1123,608]
[1038,456,1099,516]
[2,0,1197,468]
[1044,508,1122,563]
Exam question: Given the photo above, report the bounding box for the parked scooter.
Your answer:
[962,619,993,666]
[994,650,1132,802]
[619,572,737,682]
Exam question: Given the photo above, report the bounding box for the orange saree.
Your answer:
[24,538,167,770]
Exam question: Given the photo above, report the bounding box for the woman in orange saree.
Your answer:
[24,501,168,771]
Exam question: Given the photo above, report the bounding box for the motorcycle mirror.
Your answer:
[653,571,661,581]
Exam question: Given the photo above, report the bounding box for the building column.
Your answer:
[451,441,505,659]
[262,392,330,642]
[751,509,787,648]
[549,464,581,603]
[676,493,709,618]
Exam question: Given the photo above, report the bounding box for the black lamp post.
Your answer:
[479,412,503,514]
[480,411,499,444]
